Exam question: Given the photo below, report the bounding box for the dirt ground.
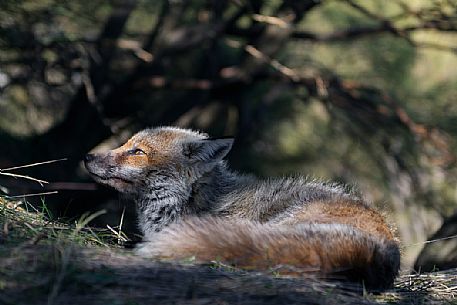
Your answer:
[2,243,457,305]
[1,199,457,305]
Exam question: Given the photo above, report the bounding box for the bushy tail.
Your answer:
[136,217,400,290]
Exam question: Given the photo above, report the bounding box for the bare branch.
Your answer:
[0,158,68,172]
[4,191,59,198]
[0,172,48,186]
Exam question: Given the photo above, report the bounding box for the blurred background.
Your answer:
[0,0,456,271]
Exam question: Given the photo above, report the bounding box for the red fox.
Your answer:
[84,126,400,290]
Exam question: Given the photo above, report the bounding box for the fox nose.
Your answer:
[85,153,95,162]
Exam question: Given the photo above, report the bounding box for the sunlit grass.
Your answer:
[0,197,124,249]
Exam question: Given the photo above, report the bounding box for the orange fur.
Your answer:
[143,217,399,289]
[278,199,395,241]
[111,130,182,168]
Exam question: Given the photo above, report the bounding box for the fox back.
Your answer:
[85,126,400,290]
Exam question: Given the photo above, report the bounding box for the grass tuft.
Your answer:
[0,197,121,248]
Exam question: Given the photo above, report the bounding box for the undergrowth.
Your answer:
[0,197,124,248]
[1,197,457,305]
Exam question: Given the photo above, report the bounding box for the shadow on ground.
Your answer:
[1,243,454,305]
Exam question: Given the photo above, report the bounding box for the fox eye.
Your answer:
[127,148,146,156]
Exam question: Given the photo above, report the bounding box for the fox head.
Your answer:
[84,127,234,196]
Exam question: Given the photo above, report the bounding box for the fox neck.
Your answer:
[190,162,241,211]
[134,163,240,238]
[135,189,188,238]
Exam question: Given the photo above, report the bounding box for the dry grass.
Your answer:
[1,198,457,305]
[0,197,123,248]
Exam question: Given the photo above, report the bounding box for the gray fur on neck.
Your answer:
[134,163,243,238]
[133,169,189,237]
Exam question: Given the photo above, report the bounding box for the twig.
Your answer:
[118,39,154,62]
[118,206,126,244]
[0,172,49,186]
[3,191,59,198]
[0,158,67,172]
[405,234,457,247]
[251,14,290,28]
[106,224,128,243]
[0,158,67,186]
[244,44,300,82]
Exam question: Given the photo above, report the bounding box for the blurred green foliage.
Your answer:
[0,0,456,268]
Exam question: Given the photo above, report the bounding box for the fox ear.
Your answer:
[183,137,234,164]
